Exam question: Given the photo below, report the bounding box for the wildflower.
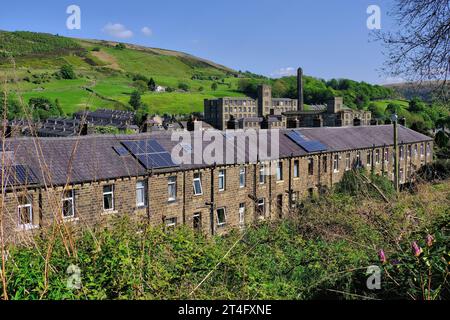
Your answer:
[378,249,387,264]
[426,234,434,247]
[412,241,423,257]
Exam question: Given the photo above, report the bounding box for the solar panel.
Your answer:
[113,146,129,156]
[286,131,327,153]
[121,139,178,169]
[0,165,38,186]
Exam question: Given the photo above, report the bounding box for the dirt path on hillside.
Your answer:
[91,51,122,71]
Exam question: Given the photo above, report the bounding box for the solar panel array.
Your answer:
[0,165,38,186]
[121,139,178,170]
[285,131,328,153]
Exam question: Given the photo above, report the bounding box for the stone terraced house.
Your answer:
[0,125,433,243]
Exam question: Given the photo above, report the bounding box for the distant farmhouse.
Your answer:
[204,68,372,130]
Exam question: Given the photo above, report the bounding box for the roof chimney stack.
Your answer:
[297,67,304,111]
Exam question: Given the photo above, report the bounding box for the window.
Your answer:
[136,181,147,207]
[322,156,328,173]
[308,158,314,176]
[293,160,299,178]
[414,145,418,157]
[276,162,283,181]
[399,168,404,183]
[426,143,431,155]
[294,160,300,178]
[400,146,404,160]
[355,152,361,168]
[193,213,202,232]
[257,198,265,216]
[18,196,33,229]
[239,167,246,188]
[168,176,177,201]
[103,185,114,211]
[420,143,424,157]
[367,151,372,166]
[408,145,412,158]
[384,149,389,163]
[259,164,266,184]
[216,208,226,226]
[193,172,203,195]
[333,154,339,172]
[239,203,245,226]
[165,217,177,230]
[345,153,351,171]
[291,191,299,208]
[62,190,75,219]
[375,149,380,164]
[218,169,226,191]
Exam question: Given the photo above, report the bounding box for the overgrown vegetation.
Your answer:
[1,173,448,300]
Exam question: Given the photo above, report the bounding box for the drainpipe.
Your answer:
[371,144,375,175]
[209,164,216,236]
[182,171,186,225]
[268,161,272,220]
[288,153,293,210]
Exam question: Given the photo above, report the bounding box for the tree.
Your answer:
[211,83,218,91]
[148,78,156,91]
[129,91,141,110]
[408,97,426,113]
[132,80,148,94]
[28,97,64,120]
[178,82,189,91]
[59,64,76,79]
[376,0,449,101]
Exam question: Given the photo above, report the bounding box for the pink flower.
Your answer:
[426,235,434,247]
[412,241,423,257]
[379,249,387,264]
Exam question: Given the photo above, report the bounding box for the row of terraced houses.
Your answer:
[0,125,432,242]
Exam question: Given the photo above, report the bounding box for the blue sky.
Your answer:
[0,0,399,84]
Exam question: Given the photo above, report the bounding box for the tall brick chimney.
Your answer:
[297,67,304,111]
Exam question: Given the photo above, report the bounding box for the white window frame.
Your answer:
[218,169,226,191]
[103,185,115,212]
[308,158,314,176]
[239,203,245,226]
[333,154,340,173]
[239,166,246,188]
[62,190,75,219]
[136,181,147,208]
[168,176,177,202]
[259,164,266,184]
[193,173,203,195]
[367,151,372,167]
[18,197,34,230]
[165,217,177,229]
[276,161,283,181]
[216,207,227,226]
[293,160,299,178]
[257,198,265,216]
[345,153,351,171]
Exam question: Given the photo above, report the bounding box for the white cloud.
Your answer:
[271,67,296,78]
[102,23,133,39]
[141,26,153,37]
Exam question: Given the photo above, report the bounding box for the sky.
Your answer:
[0,0,401,84]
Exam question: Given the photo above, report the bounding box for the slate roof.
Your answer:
[0,125,432,187]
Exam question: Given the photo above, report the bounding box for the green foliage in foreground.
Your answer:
[1,175,448,300]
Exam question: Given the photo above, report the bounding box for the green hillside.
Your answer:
[0,31,246,115]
